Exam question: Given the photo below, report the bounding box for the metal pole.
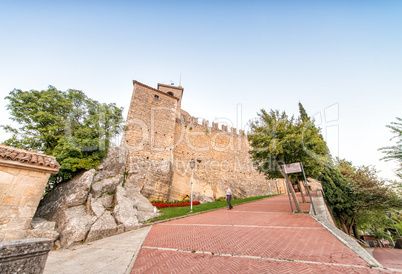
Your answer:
[190,168,194,213]
[300,162,316,215]
[282,166,294,214]
[387,230,395,247]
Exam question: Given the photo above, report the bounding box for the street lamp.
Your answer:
[189,159,196,213]
[386,211,401,238]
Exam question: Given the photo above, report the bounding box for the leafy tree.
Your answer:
[379,117,402,178]
[248,105,330,212]
[248,108,329,180]
[2,86,125,189]
[357,209,401,243]
[298,102,310,122]
[318,163,355,234]
[332,159,402,236]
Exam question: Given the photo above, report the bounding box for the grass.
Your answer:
[147,194,278,222]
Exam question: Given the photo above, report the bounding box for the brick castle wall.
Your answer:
[123,81,286,200]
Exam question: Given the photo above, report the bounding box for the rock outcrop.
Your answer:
[33,147,159,248]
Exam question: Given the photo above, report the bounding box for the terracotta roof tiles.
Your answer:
[0,145,60,169]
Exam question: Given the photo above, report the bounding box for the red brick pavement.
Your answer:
[132,194,387,273]
[373,248,402,270]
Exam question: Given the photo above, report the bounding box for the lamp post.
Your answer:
[386,211,401,238]
[387,230,395,247]
[189,159,196,213]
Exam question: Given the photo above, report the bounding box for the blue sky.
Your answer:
[1,0,401,180]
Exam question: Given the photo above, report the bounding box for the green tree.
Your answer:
[379,117,402,178]
[248,106,330,212]
[248,106,330,180]
[318,164,355,234]
[2,86,125,189]
[333,159,402,236]
[298,102,310,122]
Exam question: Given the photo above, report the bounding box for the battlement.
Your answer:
[179,113,247,137]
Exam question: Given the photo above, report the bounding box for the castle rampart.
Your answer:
[123,81,286,201]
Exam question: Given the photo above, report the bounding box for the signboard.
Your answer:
[283,162,302,174]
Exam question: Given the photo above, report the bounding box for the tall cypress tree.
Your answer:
[298,102,310,122]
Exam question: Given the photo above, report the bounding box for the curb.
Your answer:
[125,226,152,274]
[309,195,383,268]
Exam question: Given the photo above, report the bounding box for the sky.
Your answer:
[0,0,401,180]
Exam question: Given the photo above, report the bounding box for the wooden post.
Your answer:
[275,159,303,213]
[296,178,306,203]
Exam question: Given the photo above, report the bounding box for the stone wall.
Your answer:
[0,145,60,242]
[123,81,287,201]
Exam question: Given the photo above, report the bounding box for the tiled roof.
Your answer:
[0,145,60,169]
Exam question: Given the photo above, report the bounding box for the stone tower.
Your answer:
[123,81,183,199]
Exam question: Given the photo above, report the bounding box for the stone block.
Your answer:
[4,230,27,241]
[30,218,56,231]
[17,206,37,218]
[3,217,31,231]
[25,196,41,207]
[9,184,26,196]
[0,183,14,196]
[0,196,21,206]
[27,229,59,242]
[0,167,20,176]
[0,238,53,274]
[28,170,48,178]
[23,186,43,197]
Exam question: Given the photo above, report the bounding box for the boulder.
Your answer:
[137,211,159,223]
[55,206,95,248]
[30,218,56,231]
[89,198,106,218]
[192,192,215,204]
[27,218,59,242]
[86,212,117,242]
[95,193,114,208]
[113,186,139,230]
[125,184,157,213]
[35,169,95,220]
[91,175,123,198]
[94,147,127,181]
[27,229,59,242]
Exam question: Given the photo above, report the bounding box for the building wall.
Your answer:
[124,81,179,199]
[123,81,287,200]
[0,166,52,241]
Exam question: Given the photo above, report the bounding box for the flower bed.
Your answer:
[151,200,200,209]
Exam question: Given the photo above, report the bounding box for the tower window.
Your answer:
[167,91,174,96]
[154,95,159,101]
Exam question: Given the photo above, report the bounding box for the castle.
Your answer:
[122,81,286,201]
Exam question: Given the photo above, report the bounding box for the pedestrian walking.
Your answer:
[225,186,233,210]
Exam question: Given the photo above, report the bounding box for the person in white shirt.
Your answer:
[225,186,233,210]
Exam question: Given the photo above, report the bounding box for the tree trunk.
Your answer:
[296,178,306,203]
[352,223,360,240]
[274,159,303,213]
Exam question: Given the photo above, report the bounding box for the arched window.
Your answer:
[167,91,174,96]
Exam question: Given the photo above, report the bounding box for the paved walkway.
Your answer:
[132,195,394,273]
[44,226,151,274]
[373,248,402,270]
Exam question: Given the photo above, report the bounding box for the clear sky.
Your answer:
[1,0,401,180]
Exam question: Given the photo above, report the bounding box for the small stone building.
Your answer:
[0,145,60,241]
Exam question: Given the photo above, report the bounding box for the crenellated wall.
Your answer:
[123,81,287,201]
